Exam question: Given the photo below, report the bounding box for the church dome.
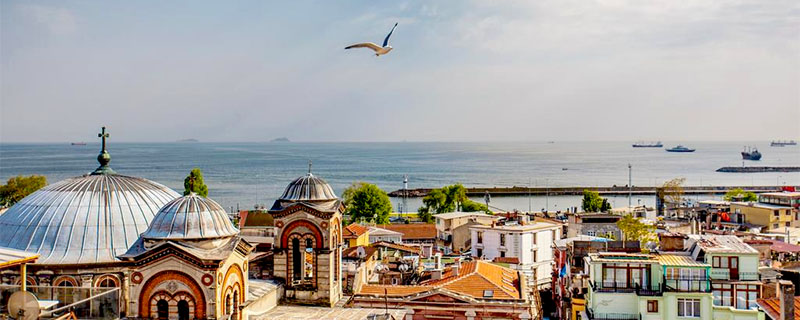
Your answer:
[0,127,180,265]
[279,173,338,202]
[142,193,239,240]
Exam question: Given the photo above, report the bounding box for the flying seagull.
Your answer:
[345,23,398,56]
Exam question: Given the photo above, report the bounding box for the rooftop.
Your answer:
[656,254,709,267]
[757,296,800,320]
[0,247,38,269]
[359,260,522,300]
[470,219,561,232]
[731,201,793,209]
[373,241,421,255]
[377,224,436,240]
[587,253,659,264]
[687,234,759,254]
[760,192,800,198]
[254,305,406,320]
[343,223,370,239]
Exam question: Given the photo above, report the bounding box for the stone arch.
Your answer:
[221,264,245,308]
[15,276,36,286]
[139,271,206,319]
[148,291,196,320]
[280,219,324,249]
[53,275,78,287]
[94,274,120,288]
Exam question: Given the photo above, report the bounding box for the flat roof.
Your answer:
[731,202,792,209]
[470,220,561,232]
[587,253,659,263]
[687,235,759,254]
[657,254,709,267]
[760,192,800,197]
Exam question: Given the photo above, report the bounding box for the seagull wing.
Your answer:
[344,42,382,52]
[382,23,398,47]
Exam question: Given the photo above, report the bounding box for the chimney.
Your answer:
[430,269,442,280]
[779,280,795,320]
[434,254,442,270]
[452,264,459,277]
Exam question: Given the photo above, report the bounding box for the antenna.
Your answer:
[402,174,408,216]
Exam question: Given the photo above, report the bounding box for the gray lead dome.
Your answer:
[279,173,338,201]
[0,174,179,264]
[142,193,239,240]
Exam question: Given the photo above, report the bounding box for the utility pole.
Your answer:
[528,177,532,213]
[402,174,408,217]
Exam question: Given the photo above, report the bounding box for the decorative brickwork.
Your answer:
[138,270,206,319]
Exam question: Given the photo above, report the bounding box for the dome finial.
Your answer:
[91,126,115,175]
[308,160,312,175]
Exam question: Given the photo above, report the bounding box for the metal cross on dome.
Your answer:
[98,126,109,152]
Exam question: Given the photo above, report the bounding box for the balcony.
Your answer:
[709,269,760,281]
[664,277,711,293]
[589,281,662,296]
[586,308,640,320]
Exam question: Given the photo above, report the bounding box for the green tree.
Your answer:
[723,188,758,202]
[417,207,434,223]
[418,184,491,216]
[0,175,47,206]
[658,178,685,207]
[582,190,611,212]
[342,182,392,224]
[183,168,209,197]
[616,215,657,251]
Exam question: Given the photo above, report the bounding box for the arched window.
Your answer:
[233,291,239,320]
[292,238,302,280]
[156,299,169,320]
[304,239,314,281]
[53,278,76,304]
[177,300,190,320]
[97,277,117,288]
[225,293,232,315]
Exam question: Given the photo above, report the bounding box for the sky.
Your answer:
[1,0,798,142]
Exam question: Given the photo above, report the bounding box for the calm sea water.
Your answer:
[1,141,798,212]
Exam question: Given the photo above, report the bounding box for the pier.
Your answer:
[388,185,791,197]
[716,166,800,173]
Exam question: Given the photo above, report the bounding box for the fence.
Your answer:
[0,284,119,319]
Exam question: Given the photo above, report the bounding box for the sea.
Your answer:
[1,141,798,213]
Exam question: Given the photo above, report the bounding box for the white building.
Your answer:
[368,226,403,243]
[470,218,562,289]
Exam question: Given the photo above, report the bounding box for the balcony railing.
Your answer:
[664,277,711,292]
[586,308,640,320]
[589,281,662,296]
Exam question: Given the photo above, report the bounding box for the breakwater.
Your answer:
[388,185,789,197]
[716,167,800,173]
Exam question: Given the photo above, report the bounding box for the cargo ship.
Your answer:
[741,146,761,160]
[771,140,797,147]
[70,142,87,146]
[666,145,695,152]
[632,141,663,148]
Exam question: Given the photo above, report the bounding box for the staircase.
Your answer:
[532,272,543,320]
[334,295,351,308]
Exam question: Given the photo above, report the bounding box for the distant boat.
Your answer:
[177,138,199,143]
[70,142,86,146]
[771,140,797,147]
[666,145,695,152]
[271,137,291,143]
[741,146,761,160]
[632,141,663,148]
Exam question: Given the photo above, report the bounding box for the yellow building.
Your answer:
[343,223,370,247]
[731,201,798,230]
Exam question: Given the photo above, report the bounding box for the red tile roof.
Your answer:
[342,246,378,259]
[377,223,436,240]
[343,223,369,239]
[358,260,522,300]
[373,241,422,255]
[757,297,800,320]
[492,257,520,264]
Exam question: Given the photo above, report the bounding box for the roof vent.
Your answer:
[483,290,494,298]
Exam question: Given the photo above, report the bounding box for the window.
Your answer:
[647,300,658,313]
[787,210,792,216]
[736,284,759,310]
[500,251,506,258]
[552,230,557,241]
[774,210,780,217]
[500,234,506,246]
[477,232,483,244]
[773,223,779,229]
[532,232,537,245]
[603,263,649,288]
[587,231,596,237]
[787,222,791,227]
[713,283,734,307]
[677,298,700,317]
[533,250,537,262]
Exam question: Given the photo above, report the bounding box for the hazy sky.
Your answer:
[1,1,798,142]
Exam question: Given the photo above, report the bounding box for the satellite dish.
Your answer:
[8,291,39,320]
[356,247,366,258]
[399,264,409,272]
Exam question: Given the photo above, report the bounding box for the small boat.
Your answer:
[771,140,797,147]
[741,146,761,160]
[70,142,87,146]
[562,168,568,171]
[666,145,695,152]
[632,141,663,148]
